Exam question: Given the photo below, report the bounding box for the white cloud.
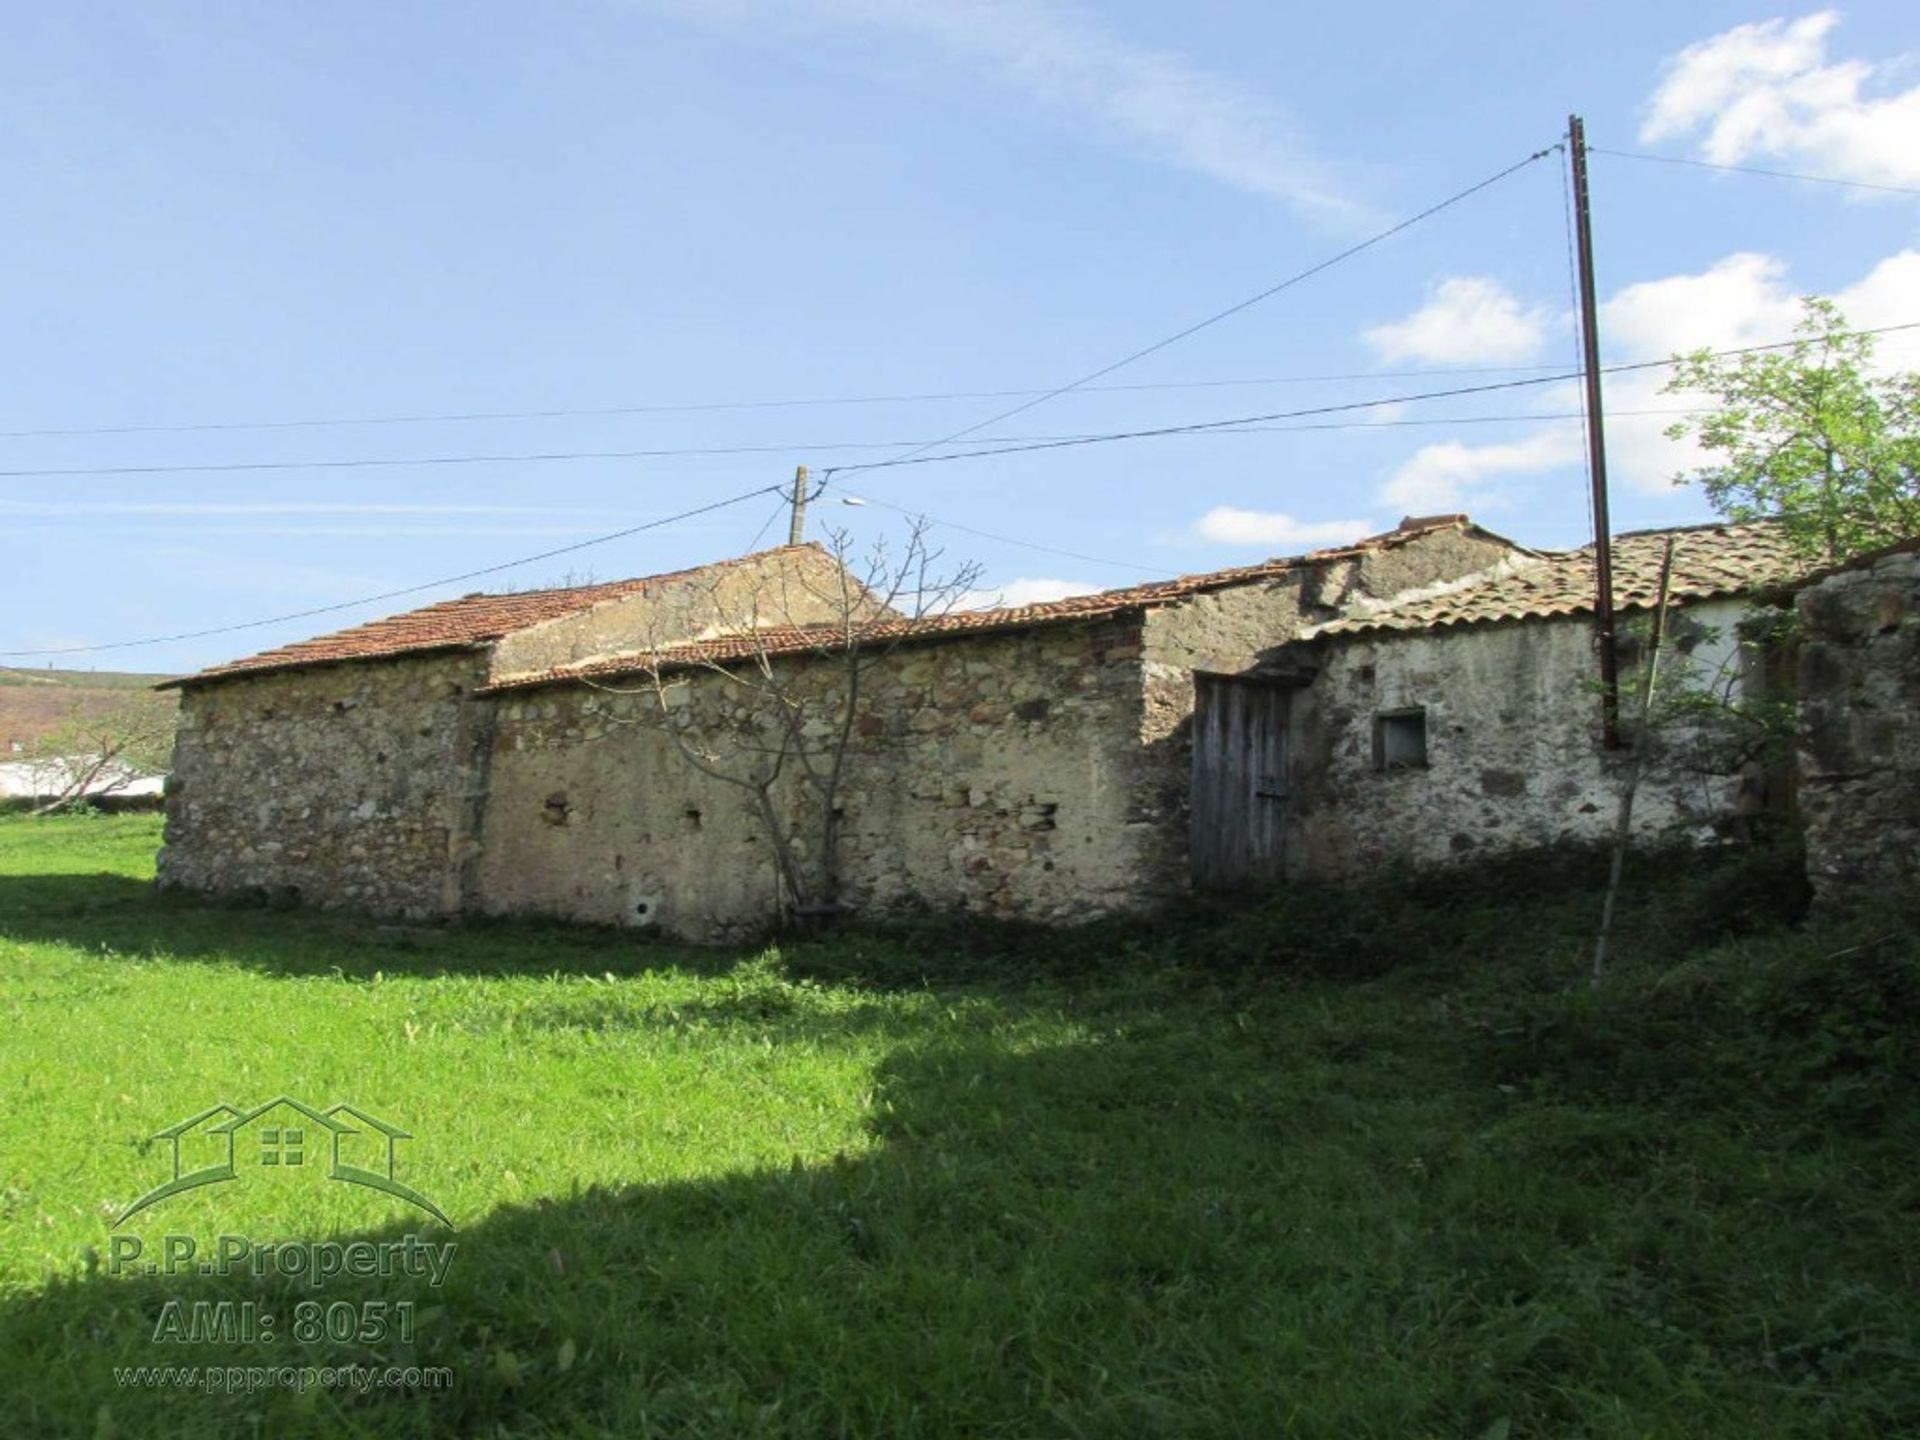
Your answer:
[1364,277,1555,365]
[667,0,1367,226]
[1600,248,1920,493]
[1832,250,1920,371]
[1380,426,1583,513]
[961,576,1104,611]
[1372,246,1920,508]
[1642,12,1920,188]
[1192,507,1374,548]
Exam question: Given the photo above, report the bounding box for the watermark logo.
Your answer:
[116,1097,451,1230]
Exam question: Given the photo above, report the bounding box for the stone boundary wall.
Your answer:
[158,652,492,917]
[1284,600,1767,878]
[472,619,1150,940]
[1796,548,1920,910]
[1136,526,1522,890]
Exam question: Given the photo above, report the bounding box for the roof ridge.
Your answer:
[446,541,828,605]
[1311,519,1809,639]
[166,543,839,688]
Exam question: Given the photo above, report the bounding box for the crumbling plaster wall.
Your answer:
[157,652,492,916]
[473,618,1153,940]
[1133,527,1524,887]
[1283,599,1763,877]
[1796,548,1920,910]
[489,546,858,681]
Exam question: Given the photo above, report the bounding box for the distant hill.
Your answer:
[0,668,178,751]
[0,667,172,690]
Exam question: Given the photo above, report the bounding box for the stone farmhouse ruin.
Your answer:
[159,515,1839,939]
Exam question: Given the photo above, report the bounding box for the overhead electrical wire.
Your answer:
[832,146,1560,478]
[0,485,783,660]
[4,313,1909,485]
[7,148,1903,446]
[11,323,1914,660]
[0,152,1557,448]
[836,492,1172,578]
[739,491,794,556]
[0,363,1594,442]
[823,321,1920,478]
[1588,145,1920,199]
[0,404,1704,482]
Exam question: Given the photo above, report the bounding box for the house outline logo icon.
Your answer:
[115,1097,452,1229]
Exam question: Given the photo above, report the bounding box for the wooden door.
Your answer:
[1189,674,1289,889]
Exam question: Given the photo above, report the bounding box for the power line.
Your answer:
[0,404,1705,484]
[825,321,1920,477]
[0,152,1553,448]
[0,486,782,660]
[0,409,1707,526]
[838,145,1559,477]
[11,321,1912,659]
[0,439,924,481]
[1588,146,1920,199]
[838,492,1171,577]
[739,492,792,556]
[0,363,1595,442]
[6,318,1908,485]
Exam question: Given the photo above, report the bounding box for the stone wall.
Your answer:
[488,545,860,682]
[158,652,492,917]
[1796,547,1920,910]
[1284,599,1771,877]
[1134,526,1522,888]
[473,618,1152,940]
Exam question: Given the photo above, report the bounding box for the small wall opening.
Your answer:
[1373,708,1429,771]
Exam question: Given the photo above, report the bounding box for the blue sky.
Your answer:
[4,2,1917,674]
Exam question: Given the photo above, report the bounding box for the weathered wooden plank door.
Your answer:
[1190,674,1289,889]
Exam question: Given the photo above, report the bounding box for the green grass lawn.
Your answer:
[0,814,1914,1438]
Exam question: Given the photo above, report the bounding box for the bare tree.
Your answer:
[20,694,174,815]
[588,521,981,922]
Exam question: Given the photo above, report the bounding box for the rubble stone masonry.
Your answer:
[1795,547,1920,910]
[158,652,490,917]
[473,619,1151,941]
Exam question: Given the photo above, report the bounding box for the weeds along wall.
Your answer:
[473,618,1157,941]
[158,652,492,917]
[1283,598,1776,878]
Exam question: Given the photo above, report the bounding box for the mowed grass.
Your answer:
[0,814,1915,1438]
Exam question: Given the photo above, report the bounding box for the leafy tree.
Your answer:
[1663,297,1920,562]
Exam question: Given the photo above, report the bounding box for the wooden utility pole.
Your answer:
[1569,115,1621,749]
[787,465,810,546]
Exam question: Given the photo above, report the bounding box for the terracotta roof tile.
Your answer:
[1313,520,1808,638]
[164,546,828,688]
[480,517,1516,693]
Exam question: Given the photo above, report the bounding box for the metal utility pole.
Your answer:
[787,465,810,545]
[1569,115,1621,749]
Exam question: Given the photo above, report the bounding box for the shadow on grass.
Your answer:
[0,872,754,984]
[0,833,1817,996]
[7,1004,1916,1439]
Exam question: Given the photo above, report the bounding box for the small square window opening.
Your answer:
[1374,709,1428,771]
